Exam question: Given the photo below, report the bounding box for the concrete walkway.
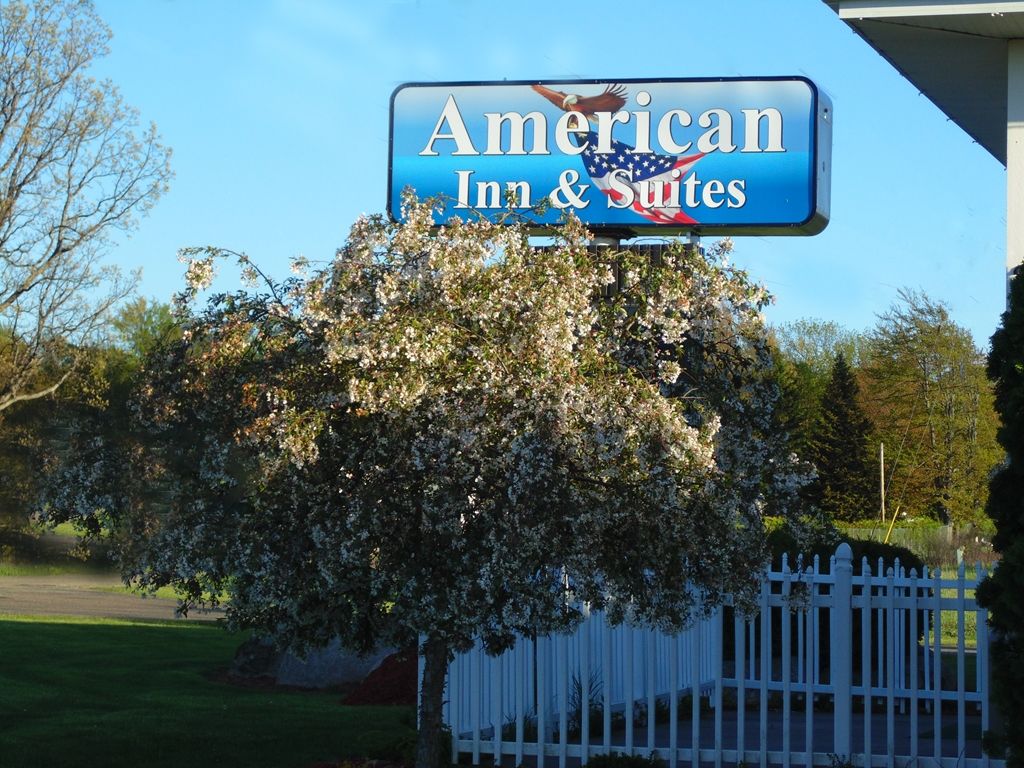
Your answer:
[483,706,986,768]
[475,703,987,767]
[631,706,983,759]
[0,573,224,622]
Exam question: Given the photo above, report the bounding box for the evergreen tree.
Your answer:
[770,319,867,464]
[808,352,876,522]
[977,266,1024,765]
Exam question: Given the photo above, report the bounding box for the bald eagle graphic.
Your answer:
[531,83,627,120]
[532,83,703,227]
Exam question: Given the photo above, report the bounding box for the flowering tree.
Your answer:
[42,196,807,768]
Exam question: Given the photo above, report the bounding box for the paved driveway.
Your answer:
[0,574,224,622]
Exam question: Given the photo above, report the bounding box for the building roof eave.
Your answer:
[824,0,1024,165]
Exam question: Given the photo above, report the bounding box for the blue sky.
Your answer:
[90,0,1007,346]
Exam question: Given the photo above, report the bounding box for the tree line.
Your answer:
[0,297,176,533]
[0,289,1002,537]
[770,291,1002,532]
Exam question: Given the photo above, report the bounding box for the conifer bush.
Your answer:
[977,266,1024,765]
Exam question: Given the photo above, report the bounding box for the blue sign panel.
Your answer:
[389,78,831,236]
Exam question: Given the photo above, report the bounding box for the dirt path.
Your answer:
[0,574,224,622]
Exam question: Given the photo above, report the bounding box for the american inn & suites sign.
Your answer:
[389,78,833,237]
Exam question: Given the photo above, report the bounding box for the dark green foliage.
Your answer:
[765,522,925,577]
[770,319,867,461]
[770,350,824,461]
[807,353,876,522]
[976,266,1024,767]
[0,299,177,535]
[723,525,926,671]
[843,538,926,576]
[762,514,841,569]
[983,728,1007,760]
[0,349,105,530]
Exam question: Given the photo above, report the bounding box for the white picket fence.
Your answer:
[439,543,1002,768]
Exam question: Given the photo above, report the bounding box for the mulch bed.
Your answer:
[342,648,417,706]
[211,645,416,705]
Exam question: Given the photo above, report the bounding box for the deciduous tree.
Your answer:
[41,199,808,768]
[0,0,172,414]
[862,290,1000,528]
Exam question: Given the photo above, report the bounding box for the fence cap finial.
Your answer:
[835,542,854,562]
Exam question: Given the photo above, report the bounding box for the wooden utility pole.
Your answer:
[880,442,886,524]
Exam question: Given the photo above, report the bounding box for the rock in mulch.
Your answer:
[342,648,417,706]
[228,636,397,690]
[277,639,395,689]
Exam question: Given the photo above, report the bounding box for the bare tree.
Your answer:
[0,0,172,413]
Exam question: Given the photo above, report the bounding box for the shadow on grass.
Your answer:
[0,527,115,576]
[0,616,416,768]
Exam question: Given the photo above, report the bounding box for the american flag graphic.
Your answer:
[579,132,703,226]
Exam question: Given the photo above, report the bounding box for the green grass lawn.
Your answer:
[0,614,415,768]
[88,582,187,600]
[0,560,115,577]
[931,582,981,650]
[46,521,87,538]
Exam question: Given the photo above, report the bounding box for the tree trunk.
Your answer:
[416,636,451,768]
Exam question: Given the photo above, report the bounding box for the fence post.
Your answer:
[831,543,854,758]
